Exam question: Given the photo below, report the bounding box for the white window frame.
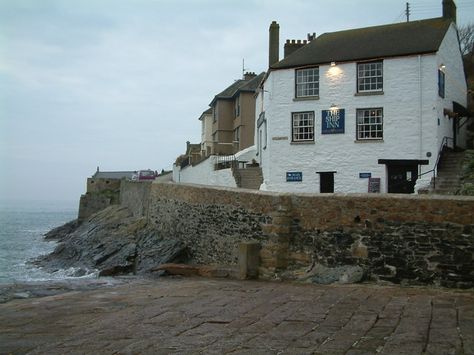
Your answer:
[356,108,383,140]
[292,111,315,142]
[296,67,319,98]
[357,61,383,93]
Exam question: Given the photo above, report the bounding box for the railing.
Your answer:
[385,136,454,193]
[419,136,454,190]
[215,154,237,170]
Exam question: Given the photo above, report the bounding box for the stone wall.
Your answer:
[120,182,474,287]
[78,178,122,223]
[120,180,152,218]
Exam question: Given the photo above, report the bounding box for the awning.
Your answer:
[453,101,470,117]
[378,159,429,166]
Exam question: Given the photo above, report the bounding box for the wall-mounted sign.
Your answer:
[286,172,303,182]
[359,172,372,179]
[272,136,289,141]
[368,177,381,193]
[322,108,345,134]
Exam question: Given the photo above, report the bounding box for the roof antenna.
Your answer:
[405,2,410,22]
[242,58,247,79]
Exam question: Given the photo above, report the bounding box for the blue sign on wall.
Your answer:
[322,109,345,134]
[359,172,372,178]
[286,172,303,182]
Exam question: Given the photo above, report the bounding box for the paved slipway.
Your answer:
[0,277,473,355]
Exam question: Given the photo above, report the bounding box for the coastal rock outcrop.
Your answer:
[35,205,187,276]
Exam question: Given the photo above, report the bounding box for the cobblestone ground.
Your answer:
[0,277,473,354]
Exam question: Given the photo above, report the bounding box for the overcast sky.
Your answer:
[1,0,473,204]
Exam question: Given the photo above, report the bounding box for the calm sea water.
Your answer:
[0,200,92,284]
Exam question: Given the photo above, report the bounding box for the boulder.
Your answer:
[300,263,364,284]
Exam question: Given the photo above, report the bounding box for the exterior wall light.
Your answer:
[440,64,446,70]
[330,104,338,110]
[331,61,336,66]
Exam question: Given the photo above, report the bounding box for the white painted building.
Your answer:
[257,2,468,194]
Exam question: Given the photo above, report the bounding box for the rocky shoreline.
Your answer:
[33,205,187,278]
[0,276,137,304]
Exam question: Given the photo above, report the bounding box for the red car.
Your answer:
[132,170,156,181]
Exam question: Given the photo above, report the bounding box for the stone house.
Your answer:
[210,72,265,155]
[256,0,469,194]
[199,108,213,157]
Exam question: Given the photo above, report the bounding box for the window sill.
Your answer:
[293,96,320,102]
[354,139,384,143]
[291,141,315,145]
[354,91,384,96]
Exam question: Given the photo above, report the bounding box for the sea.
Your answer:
[0,200,95,284]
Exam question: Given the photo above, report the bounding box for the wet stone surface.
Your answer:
[0,277,473,354]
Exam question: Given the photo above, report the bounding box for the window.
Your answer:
[213,105,218,123]
[296,67,319,98]
[357,61,383,92]
[233,126,240,142]
[234,96,240,117]
[438,68,445,98]
[292,111,314,142]
[356,108,383,140]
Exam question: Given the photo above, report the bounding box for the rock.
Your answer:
[35,206,187,277]
[44,220,78,241]
[300,263,364,284]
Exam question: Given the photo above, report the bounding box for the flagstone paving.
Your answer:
[0,277,473,354]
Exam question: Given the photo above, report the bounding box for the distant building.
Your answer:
[210,72,265,155]
[256,0,469,194]
[199,108,213,157]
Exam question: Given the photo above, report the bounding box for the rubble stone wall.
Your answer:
[120,182,474,287]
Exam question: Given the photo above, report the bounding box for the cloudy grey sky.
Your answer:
[1,0,473,203]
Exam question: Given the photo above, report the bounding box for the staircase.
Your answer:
[233,167,263,190]
[430,150,465,195]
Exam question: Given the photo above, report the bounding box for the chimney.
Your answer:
[442,0,456,23]
[269,21,280,67]
[244,72,257,81]
[307,32,316,41]
[284,39,308,58]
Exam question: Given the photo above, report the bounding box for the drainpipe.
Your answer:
[419,55,423,160]
[418,54,424,182]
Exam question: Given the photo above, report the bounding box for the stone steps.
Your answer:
[429,150,465,195]
[234,167,263,190]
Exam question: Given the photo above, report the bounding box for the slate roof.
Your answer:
[272,18,452,70]
[92,171,136,180]
[198,107,213,120]
[210,72,265,105]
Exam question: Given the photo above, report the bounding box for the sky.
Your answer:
[1,0,473,203]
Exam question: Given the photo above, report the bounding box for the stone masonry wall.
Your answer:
[120,180,152,218]
[120,182,474,287]
[78,178,122,223]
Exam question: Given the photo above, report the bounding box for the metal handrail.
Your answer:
[424,136,454,190]
[386,136,454,192]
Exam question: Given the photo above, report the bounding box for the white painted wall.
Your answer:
[172,156,237,188]
[260,25,466,194]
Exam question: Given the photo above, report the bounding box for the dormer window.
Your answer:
[357,61,383,93]
[295,67,319,98]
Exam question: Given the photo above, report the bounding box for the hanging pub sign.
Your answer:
[322,108,345,134]
[286,172,303,182]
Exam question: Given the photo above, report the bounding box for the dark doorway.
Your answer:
[379,159,428,194]
[386,164,418,193]
[318,172,335,193]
